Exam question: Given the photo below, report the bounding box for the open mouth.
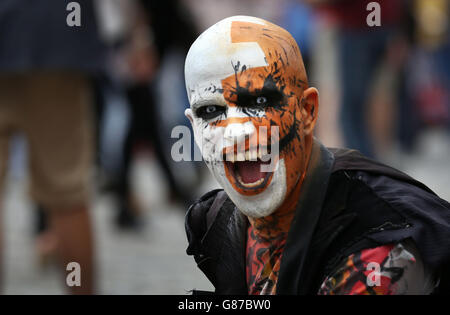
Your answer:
[223,149,274,191]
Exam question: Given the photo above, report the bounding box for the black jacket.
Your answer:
[185,141,450,294]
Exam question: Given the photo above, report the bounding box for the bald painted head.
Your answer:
[185,16,319,218]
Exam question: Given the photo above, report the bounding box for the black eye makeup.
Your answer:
[237,90,283,110]
[195,105,226,120]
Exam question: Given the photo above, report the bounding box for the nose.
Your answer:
[223,121,256,145]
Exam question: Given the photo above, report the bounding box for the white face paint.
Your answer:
[185,16,309,218]
[185,16,268,107]
[186,107,287,218]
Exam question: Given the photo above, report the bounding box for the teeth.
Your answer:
[236,152,245,161]
[259,148,272,162]
[224,148,271,162]
[226,153,235,162]
[245,151,250,161]
[250,150,258,161]
[236,173,265,188]
[258,149,263,160]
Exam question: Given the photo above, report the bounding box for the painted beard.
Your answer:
[212,157,287,219]
[185,16,309,218]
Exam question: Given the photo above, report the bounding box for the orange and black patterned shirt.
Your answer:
[246,236,436,295]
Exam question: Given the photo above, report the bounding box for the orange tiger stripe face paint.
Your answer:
[185,16,318,218]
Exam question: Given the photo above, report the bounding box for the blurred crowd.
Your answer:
[0,0,448,294]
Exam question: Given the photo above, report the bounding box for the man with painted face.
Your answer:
[184,16,450,295]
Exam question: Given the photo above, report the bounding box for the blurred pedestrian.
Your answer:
[0,0,105,294]
[306,0,405,158]
[106,0,200,229]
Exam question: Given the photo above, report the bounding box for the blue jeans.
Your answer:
[338,28,390,158]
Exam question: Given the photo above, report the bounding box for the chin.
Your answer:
[209,159,287,218]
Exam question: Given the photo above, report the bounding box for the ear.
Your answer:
[301,87,319,135]
[185,108,194,125]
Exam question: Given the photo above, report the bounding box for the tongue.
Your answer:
[235,161,264,184]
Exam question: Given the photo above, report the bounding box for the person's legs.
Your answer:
[114,104,140,228]
[126,84,189,203]
[339,30,387,158]
[48,205,93,294]
[23,71,95,294]
[0,74,23,291]
[119,83,189,215]
[0,125,10,291]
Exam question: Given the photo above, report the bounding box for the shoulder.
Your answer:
[186,189,224,226]
[185,189,241,256]
[318,240,437,295]
[328,149,450,244]
[314,151,450,292]
[185,189,225,255]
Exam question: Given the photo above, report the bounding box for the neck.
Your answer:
[248,137,313,241]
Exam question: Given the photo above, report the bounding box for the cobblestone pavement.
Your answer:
[1,130,449,294]
[3,157,216,295]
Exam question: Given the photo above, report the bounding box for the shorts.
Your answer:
[0,71,93,209]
